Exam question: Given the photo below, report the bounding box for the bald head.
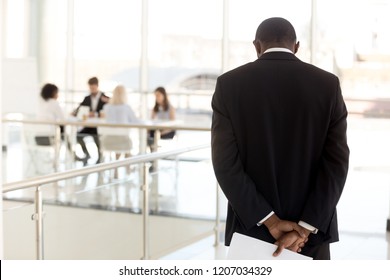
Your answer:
[253,17,299,57]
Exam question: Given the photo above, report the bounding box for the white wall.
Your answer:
[1,58,39,116]
[1,58,40,151]
[1,0,39,117]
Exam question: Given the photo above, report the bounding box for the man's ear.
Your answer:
[253,40,262,57]
[294,41,300,54]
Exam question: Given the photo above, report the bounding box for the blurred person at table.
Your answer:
[101,85,138,156]
[148,87,176,149]
[72,76,109,163]
[101,85,137,175]
[102,85,138,124]
[35,83,65,146]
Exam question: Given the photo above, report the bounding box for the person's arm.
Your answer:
[300,78,349,233]
[97,93,110,116]
[262,213,307,240]
[151,110,156,120]
[159,106,176,135]
[169,106,175,120]
[72,104,81,117]
[298,221,318,234]
[100,93,110,104]
[72,97,88,116]
[257,212,308,256]
[100,104,108,119]
[212,78,298,232]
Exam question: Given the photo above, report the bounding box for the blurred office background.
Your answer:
[1,0,390,259]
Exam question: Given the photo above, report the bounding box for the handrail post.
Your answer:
[214,181,221,246]
[32,186,44,260]
[54,125,61,172]
[387,187,390,232]
[152,129,161,152]
[142,163,150,260]
[152,129,160,172]
[151,130,160,212]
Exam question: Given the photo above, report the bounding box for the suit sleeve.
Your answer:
[97,93,109,113]
[211,78,273,230]
[300,78,349,233]
[73,97,89,115]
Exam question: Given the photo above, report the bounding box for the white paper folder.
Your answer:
[227,232,312,260]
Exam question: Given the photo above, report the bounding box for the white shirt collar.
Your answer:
[91,92,101,112]
[263,47,294,54]
[91,91,101,99]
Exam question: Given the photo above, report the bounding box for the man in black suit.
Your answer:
[73,77,109,163]
[211,17,349,260]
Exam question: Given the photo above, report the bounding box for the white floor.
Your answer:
[161,232,390,260]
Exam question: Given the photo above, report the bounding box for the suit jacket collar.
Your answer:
[258,51,300,62]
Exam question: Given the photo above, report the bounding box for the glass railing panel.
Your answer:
[40,167,145,260]
[3,142,218,259]
[147,147,224,258]
[2,199,36,259]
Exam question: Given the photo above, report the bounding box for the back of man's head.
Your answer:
[255,17,296,44]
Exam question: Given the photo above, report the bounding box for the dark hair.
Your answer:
[255,17,296,44]
[40,83,58,101]
[153,87,170,112]
[88,77,99,85]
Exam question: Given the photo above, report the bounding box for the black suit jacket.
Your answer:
[211,52,349,248]
[75,92,109,115]
[75,92,109,134]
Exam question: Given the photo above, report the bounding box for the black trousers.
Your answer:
[300,243,330,260]
[77,127,101,161]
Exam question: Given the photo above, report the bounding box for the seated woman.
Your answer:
[35,83,65,146]
[148,87,176,149]
[101,85,138,162]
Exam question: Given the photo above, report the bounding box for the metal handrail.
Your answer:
[1,118,211,131]
[2,144,209,193]
[58,88,214,96]
[2,143,220,260]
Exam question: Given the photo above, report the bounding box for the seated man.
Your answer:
[73,76,109,163]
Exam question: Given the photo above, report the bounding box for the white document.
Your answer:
[227,232,312,260]
[76,106,90,119]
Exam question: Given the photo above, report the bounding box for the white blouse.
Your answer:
[103,104,138,124]
[36,98,65,136]
[39,98,64,121]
